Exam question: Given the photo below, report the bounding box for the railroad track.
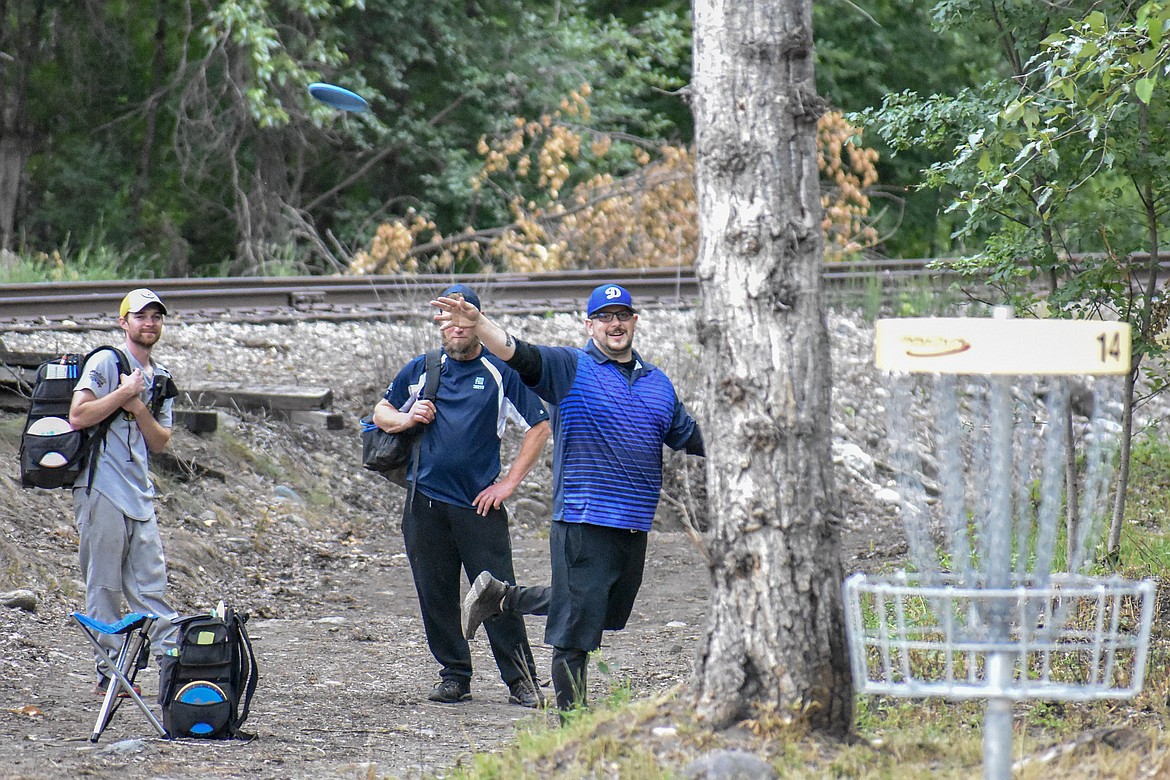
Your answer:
[0,260,964,326]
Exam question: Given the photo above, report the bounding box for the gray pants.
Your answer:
[74,489,179,675]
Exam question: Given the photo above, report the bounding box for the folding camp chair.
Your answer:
[71,611,166,742]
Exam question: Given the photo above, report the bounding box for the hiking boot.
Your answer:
[508,679,545,709]
[463,571,507,640]
[427,679,472,703]
[93,676,141,699]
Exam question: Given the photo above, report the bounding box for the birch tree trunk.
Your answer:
[690,0,852,734]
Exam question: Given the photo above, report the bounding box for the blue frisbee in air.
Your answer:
[308,82,370,112]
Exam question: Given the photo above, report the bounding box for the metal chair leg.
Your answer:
[71,612,167,741]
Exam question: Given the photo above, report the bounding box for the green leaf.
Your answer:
[1136,76,1156,104]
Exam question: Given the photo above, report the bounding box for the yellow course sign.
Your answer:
[875,318,1131,375]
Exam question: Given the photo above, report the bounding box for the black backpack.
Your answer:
[19,346,129,490]
[160,605,258,740]
[360,348,442,493]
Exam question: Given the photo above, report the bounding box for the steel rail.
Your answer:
[3,256,1160,323]
[0,261,958,322]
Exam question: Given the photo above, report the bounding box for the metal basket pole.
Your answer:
[983,370,1014,780]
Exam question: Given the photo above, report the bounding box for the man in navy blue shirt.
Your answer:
[433,283,704,712]
[373,284,551,707]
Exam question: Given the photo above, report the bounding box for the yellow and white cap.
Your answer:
[119,288,168,317]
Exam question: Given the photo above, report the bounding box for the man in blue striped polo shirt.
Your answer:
[433,283,704,712]
[373,284,551,707]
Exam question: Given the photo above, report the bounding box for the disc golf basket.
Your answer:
[843,311,1156,780]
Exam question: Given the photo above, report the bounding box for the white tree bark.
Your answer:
[691,0,852,734]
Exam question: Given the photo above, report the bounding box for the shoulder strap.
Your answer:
[80,346,132,494]
[82,345,131,382]
[421,349,442,400]
[406,349,443,510]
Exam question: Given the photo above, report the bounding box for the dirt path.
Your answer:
[0,311,889,779]
[2,526,709,780]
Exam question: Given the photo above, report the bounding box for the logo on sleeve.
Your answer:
[90,369,107,389]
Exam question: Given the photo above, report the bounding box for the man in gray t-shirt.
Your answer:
[69,287,179,698]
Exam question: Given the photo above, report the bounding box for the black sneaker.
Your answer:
[462,571,508,640]
[508,679,544,709]
[427,679,472,703]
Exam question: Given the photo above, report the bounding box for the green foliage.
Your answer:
[859,1,1170,269]
[817,0,1005,257]
[1113,432,1170,575]
[0,238,154,284]
[3,0,1018,273]
[4,0,701,276]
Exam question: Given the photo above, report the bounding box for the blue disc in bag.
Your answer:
[175,681,227,735]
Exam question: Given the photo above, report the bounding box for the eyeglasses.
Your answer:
[591,311,633,323]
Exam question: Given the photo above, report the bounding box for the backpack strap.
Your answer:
[227,610,259,741]
[420,348,442,401]
[405,349,442,511]
[80,346,132,495]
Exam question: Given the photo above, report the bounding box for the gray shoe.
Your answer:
[463,571,507,639]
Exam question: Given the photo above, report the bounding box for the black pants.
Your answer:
[501,520,648,710]
[402,495,538,689]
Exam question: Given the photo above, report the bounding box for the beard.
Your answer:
[442,333,481,361]
[130,330,161,348]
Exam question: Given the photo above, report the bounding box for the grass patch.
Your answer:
[0,238,155,283]
[219,430,284,479]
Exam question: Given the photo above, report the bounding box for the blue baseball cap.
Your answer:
[586,283,635,317]
[441,284,481,311]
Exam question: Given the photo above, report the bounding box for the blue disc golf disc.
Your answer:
[308,82,370,112]
[175,681,228,736]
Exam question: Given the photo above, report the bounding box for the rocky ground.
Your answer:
[0,303,972,779]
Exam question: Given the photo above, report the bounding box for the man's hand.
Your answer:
[431,295,516,360]
[118,369,148,414]
[432,295,481,332]
[472,481,516,517]
[404,399,436,428]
